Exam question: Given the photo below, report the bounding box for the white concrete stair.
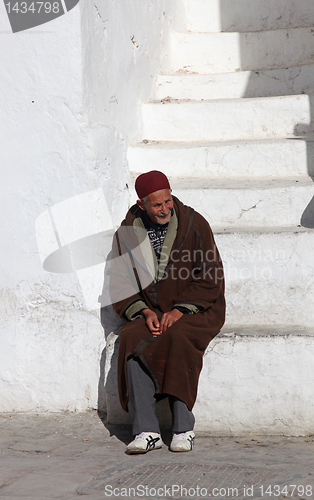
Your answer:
[173,178,313,229]
[181,0,314,33]
[155,65,314,100]
[128,173,313,229]
[142,95,312,142]
[195,326,314,435]
[170,28,314,75]
[128,138,314,179]
[216,229,314,327]
[135,1,314,331]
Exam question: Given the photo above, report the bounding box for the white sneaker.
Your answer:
[170,431,195,452]
[126,432,163,454]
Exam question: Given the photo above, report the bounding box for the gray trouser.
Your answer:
[127,357,195,436]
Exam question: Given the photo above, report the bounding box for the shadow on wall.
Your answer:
[219,0,314,228]
[97,252,132,441]
[98,254,126,418]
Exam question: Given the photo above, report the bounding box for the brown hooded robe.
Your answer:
[110,196,225,412]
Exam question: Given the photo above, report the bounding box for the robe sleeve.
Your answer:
[108,225,154,319]
[124,300,148,320]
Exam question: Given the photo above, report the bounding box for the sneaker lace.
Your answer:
[134,432,160,450]
[145,435,160,450]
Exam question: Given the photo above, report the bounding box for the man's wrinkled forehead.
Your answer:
[144,189,172,206]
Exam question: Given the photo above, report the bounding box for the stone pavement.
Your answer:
[1,411,314,500]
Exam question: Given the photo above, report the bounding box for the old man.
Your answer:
[109,171,225,453]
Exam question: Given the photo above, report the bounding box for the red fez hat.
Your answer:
[135,170,171,199]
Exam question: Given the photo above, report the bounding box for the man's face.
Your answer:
[137,189,173,225]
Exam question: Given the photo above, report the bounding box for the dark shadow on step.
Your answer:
[293,95,314,227]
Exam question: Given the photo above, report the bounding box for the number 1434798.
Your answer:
[5,2,61,14]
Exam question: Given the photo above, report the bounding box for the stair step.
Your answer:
[216,229,314,326]
[128,138,314,179]
[142,95,312,142]
[181,0,314,34]
[172,178,313,229]
[170,28,314,74]
[195,325,314,434]
[155,64,314,101]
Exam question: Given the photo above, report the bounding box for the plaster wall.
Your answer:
[0,0,175,412]
[195,331,314,436]
[81,0,177,142]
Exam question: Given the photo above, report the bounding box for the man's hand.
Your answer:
[141,308,183,335]
[159,309,183,334]
[141,309,161,335]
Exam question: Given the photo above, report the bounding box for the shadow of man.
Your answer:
[97,251,132,444]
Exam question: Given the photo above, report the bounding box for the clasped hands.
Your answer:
[141,308,183,336]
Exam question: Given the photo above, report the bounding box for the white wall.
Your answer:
[0,0,175,411]
[81,0,176,142]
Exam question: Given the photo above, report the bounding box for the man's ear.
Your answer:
[137,199,146,211]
